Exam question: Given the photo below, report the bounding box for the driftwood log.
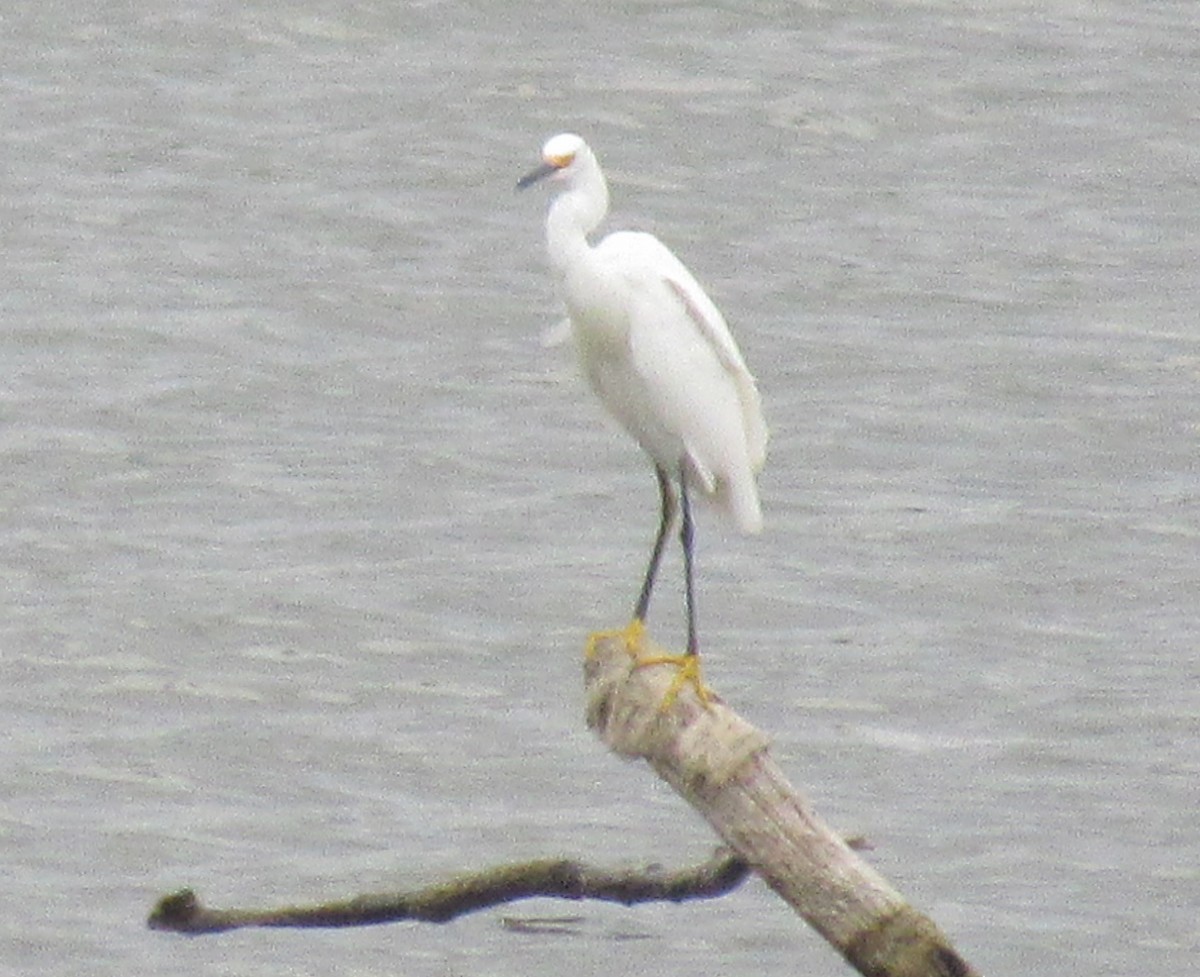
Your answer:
[148,631,979,977]
[584,633,978,977]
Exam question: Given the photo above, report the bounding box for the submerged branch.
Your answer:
[147,849,751,935]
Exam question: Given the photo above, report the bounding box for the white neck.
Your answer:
[545,157,609,278]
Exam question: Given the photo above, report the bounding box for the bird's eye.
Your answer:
[547,151,576,169]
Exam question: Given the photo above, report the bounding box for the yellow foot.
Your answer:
[586,620,715,710]
[633,651,715,710]
[585,618,648,660]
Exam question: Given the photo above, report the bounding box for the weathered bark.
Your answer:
[585,633,979,977]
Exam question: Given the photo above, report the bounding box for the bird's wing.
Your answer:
[600,232,768,473]
[591,231,767,532]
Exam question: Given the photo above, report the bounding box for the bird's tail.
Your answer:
[685,450,762,535]
[726,472,763,535]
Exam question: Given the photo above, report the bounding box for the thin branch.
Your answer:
[147,849,751,935]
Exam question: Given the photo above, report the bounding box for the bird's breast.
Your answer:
[566,295,630,362]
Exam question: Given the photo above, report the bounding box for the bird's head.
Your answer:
[517,133,589,190]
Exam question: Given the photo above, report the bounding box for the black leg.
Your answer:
[634,466,676,623]
[679,472,698,656]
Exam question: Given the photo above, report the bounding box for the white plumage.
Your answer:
[519,132,767,657]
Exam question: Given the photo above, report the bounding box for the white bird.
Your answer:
[519,133,767,680]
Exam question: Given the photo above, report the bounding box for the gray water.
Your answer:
[2,2,1197,974]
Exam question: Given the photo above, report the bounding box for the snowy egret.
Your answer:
[519,133,767,693]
